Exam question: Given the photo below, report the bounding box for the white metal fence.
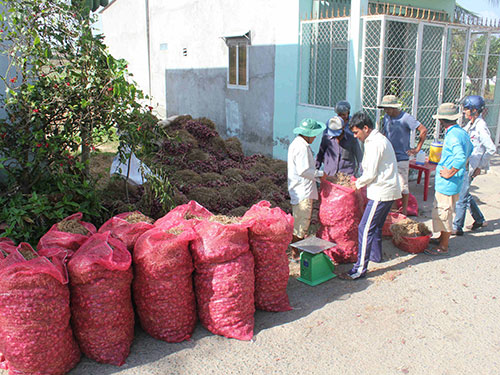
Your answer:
[299,14,500,147]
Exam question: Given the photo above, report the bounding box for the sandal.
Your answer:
[429,238,441,246]
[424,247,449,256]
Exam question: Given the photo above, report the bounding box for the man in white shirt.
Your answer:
[339,112,401,280]
[288,118,327,260]
[453,95,497,235]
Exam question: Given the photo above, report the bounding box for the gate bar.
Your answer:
[375,16,387,130]
[436,25,449,140]
[460,28,472,111]
[481,32,491,96]
[411,22,424,147]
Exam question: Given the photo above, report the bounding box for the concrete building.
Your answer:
[99,0,499,160]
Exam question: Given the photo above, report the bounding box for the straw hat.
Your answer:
[432,103,461,121]
[377,95,402,109]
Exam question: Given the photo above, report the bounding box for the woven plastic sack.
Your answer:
[0,243,80,375]
[192,219,255,341]
[317,180,362,263]
[98,211,154,251]
[133,227,197,342]
[396,193,419,216]
[155,200,213,229]
[382,212,408,237]
[37,212,96,256]
[68,232,134,366]
[242,201,293,312]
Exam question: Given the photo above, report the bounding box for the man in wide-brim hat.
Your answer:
[378,94,428,215]
[425,103,472,256]
[288,118,328,260]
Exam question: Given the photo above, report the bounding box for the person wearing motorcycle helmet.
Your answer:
[452,95,496,235]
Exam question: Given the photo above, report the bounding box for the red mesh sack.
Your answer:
[0,353,6,371]
[0,243,80,375]
[317,180,362,263]
[392,234,431,254]
[0,238,16,370]
[317,225,358,264]
[68,232,134,366]
[242,201,293,312]
[192,219,255,341]
[318,179,363,226]
[155,200,213,229]
[37,212,96,256]
[133,227,197,342]
[0,237,16,256]
[382,213,408,237]
[98,211,154,251]
[396,193,419,216]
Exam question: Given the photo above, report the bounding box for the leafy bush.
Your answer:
[0,0,169,242]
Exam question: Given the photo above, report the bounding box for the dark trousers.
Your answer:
[349,199,394,278]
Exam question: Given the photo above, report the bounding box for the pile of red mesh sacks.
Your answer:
[317,179,366,264]
[0,199,294,373]
[152,200,293,341]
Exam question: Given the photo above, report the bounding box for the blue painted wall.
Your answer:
[273,0,334,161]
[272,0,460,161]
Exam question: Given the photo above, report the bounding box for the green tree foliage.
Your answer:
[467,33,500,98]
[0,0,163,242]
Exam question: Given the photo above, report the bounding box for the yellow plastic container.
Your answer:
[429,142,443,164]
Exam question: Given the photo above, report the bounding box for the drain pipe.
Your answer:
[145,0,152,100]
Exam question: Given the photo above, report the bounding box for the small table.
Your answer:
[409,159,437,202]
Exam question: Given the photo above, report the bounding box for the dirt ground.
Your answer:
[3,155,500,375]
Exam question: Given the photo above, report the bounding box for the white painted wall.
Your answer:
[99,0,150,103]
[100,0,291,155]
[149,0,279,69]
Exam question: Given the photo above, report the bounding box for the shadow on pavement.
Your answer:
[69,320,210,375]
[363,218,500,281]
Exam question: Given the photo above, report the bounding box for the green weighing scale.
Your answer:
[293,236,337,286]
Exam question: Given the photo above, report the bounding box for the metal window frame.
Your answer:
[298,16,350,109]
[226,40,249,90]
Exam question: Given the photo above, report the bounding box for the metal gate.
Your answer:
[299,14,500,147]
[361,15,500,148]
